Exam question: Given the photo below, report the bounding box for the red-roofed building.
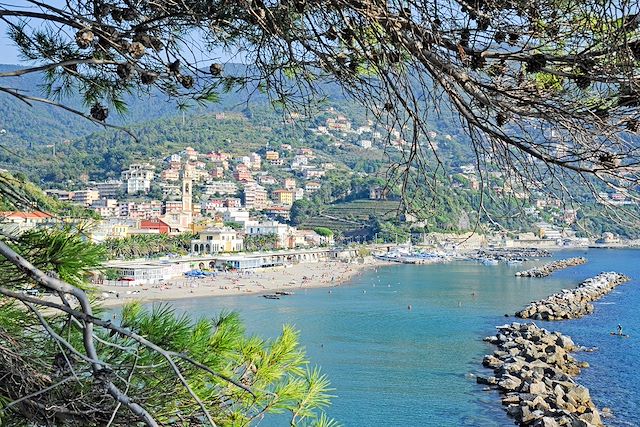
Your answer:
[0,211,53,233]
[139,218,172,235]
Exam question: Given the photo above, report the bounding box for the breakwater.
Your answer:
[480,323,604,426]
[515,257,587,278]
[515,272,630,320]
[470,248,552,262]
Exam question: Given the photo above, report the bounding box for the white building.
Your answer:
[191,227,244,254]
[250,152,262,170]
[127,177,152,194]
[96,180,123,198]
[291,155,309,170]
[105,260,189,285]
[223,209,250,224]
[122,163,155,194]
[0,211,53,234]
[244,220,293,248]
[204,181,239,196]
[243,182,269,209]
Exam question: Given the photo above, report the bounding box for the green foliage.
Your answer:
[0,228,336,425]
[224,221,244,230]
[313,227,333,237]
[102,233,195,259]
[244,233,279,252]
[0,228,105,289]
[0,171,99,219]
[0,297,337,425]
[291,199,319,226]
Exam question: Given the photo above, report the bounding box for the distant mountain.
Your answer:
[0,63,276,148]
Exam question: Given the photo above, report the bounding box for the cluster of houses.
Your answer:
[43,142,333,224]
[0,141,343,254]
[309,107,455,152]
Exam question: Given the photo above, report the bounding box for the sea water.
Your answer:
[146,249,640,426]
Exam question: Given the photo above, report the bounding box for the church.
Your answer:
[160,173,194,233]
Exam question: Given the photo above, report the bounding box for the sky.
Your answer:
[0,1,237,66]
[0,14,21,64]
[1,0,68,65]
[0,30,20,64]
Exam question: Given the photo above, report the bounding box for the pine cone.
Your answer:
[90,103,109,122]
[575,76,590,90]
[128,42,145,59]
[525,54,546,73]
[209,63,223,76]
[121,8,137,21]
[180,75,194,89]
[116,63,133,80]
[75,30,94,49]
[140,72,157,84]
[169,59,181,74]
[470,52,486,70]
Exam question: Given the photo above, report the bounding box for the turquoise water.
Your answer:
[145,249,640,426]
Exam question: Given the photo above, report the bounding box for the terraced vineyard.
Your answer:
[300,199,402,232]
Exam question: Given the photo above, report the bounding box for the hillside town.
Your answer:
[1,108,636,257]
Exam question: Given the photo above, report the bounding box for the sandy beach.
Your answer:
[96,258,382,307]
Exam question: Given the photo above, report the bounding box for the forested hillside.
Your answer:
[2,65,637,238]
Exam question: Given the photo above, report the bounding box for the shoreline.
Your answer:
[96,258,385,308]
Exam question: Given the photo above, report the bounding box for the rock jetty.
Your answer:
[516,272,630,320]
[480,322,604,426]
[515,257,587,278]
[470,248,552,262]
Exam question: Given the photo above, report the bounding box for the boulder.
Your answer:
[579,411,602,426]
[537,417,561,427]
[476,375,497,385]
[501,395,520,405]
[566,385,590,404]
[498,374,522,391]
[529,381,548,395]
[483,355,503,369]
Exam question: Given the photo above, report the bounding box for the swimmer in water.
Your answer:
[408,304,412,310]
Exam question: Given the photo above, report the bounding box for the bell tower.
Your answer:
[182,177,192,213]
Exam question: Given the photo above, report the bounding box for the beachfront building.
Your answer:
[244,220,294,248]
[107,262,174,285]
[209,256,266,270]
[191,227,244,254]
